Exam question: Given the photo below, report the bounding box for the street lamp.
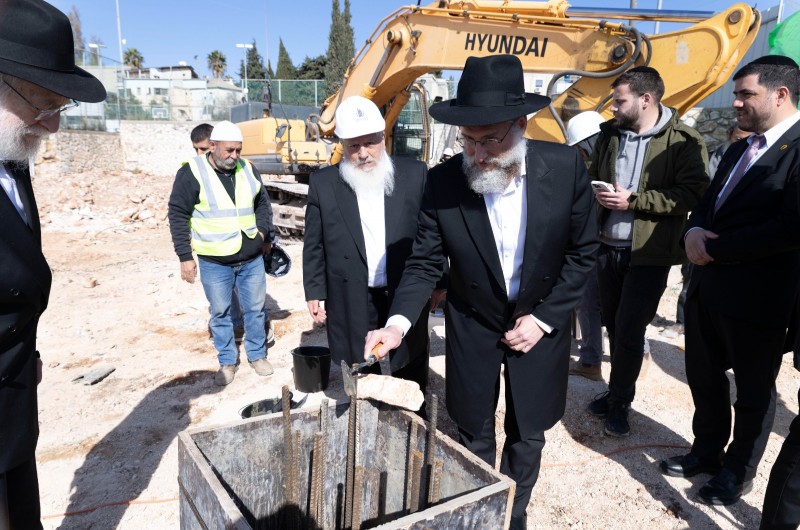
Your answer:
[236,43,254,100]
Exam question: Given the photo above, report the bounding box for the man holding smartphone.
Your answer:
[585,66,709,437]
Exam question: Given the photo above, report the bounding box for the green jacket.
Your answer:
[589,108,709,266]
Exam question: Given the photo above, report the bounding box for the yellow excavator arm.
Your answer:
[318,0,760,153]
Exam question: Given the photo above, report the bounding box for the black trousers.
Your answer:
[2,457,43,530]
[762,387,800,530]
[685,295,784,481]
[597,244,670,403]
[458,358,545,519]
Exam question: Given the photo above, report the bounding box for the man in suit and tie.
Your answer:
[303,96,442,397]
[661,55,800,507]
[0,1,106,528]
[364,55,598,529]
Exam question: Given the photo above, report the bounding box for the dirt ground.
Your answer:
[31,166,799,530]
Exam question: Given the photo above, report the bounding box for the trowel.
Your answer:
[341,353,377,398]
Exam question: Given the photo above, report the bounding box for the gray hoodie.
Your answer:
[601,104,673,244]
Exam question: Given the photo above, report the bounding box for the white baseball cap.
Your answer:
[210,120,243,142]
[334,96,386,139]
[566,111,604,146]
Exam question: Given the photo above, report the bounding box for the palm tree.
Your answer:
[123,48,144,69]
[207,50,227,79]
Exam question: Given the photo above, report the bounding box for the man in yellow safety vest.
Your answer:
[168,120,274,386]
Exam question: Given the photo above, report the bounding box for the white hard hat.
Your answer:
[210,120,243,142]
[334,96,386,139]
[566,111,604,146]
[442,147,454,157]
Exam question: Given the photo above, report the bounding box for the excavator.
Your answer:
[239,0,761,236]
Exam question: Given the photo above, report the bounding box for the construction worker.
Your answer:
[168,120,274,386]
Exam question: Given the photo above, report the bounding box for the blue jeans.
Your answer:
[199,256,267,366]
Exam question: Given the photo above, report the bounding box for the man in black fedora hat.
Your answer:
[364,54,598,529]
[0,1,106,528]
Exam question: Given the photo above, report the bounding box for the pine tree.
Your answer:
[266,60,275,79]
[324,0,355,97]
[237,39,266,81]
[297,55,327,80]
[275,38,297,79]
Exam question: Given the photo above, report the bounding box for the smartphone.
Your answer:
[591,180,615,192]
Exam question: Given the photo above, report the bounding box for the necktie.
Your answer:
[714,134,764,212]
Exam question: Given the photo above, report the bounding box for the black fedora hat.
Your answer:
[0,0,105,102]
[429,54,550,126]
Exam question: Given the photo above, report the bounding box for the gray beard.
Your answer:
[339,152,395,196]
[0,105,45,165]
[462,139,528,194]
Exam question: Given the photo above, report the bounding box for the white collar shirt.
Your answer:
[483,159,527,301]
[355,184,387,288]
[0,163,28,225]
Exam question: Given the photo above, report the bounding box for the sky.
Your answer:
[50,0,799,80]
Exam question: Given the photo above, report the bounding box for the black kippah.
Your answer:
[628,65,660,76]
[749,55,799,68]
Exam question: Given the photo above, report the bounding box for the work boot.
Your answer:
[569,360,602,381]
[234,326,244,344]
[587,391,611,417]
[604,400,631,437]
[215,364,238,386]
[249,357,274,376]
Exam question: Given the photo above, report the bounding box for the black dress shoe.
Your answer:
[509,513,527,530]
[660,453,722,478]
[697,468,753,506]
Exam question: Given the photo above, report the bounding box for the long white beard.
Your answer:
[0,104,46,165]
[462,138,528,194]
[339,152,395,196]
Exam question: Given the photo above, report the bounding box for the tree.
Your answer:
[123,48,144,69]
[297,55,326,80]
[266,60,275,79]
[67,5,86,65]
[324,0,355,97]
[207,50,227,79]
[275,38,297,79]
[237,39,266,81]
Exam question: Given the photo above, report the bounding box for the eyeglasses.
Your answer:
[2,77,79,121]
[458,121,516,149]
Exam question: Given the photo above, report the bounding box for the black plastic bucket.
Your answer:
[291,346,331,393]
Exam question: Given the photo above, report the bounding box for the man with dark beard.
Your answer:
[585,66,709,437]
[364,55,598,529]
[0,1,106,528]
[168,120,274,386]
[303,96,441,397]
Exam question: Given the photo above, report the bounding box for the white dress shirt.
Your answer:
[355,185,387,288]
[0,164,28,225]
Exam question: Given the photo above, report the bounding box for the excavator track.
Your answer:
[263,177,309,240]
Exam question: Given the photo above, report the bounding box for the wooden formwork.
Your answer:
[178,400,515,529]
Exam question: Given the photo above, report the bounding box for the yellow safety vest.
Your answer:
[187,155,260,256]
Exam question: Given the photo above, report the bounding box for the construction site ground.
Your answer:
[34,168,799,530]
